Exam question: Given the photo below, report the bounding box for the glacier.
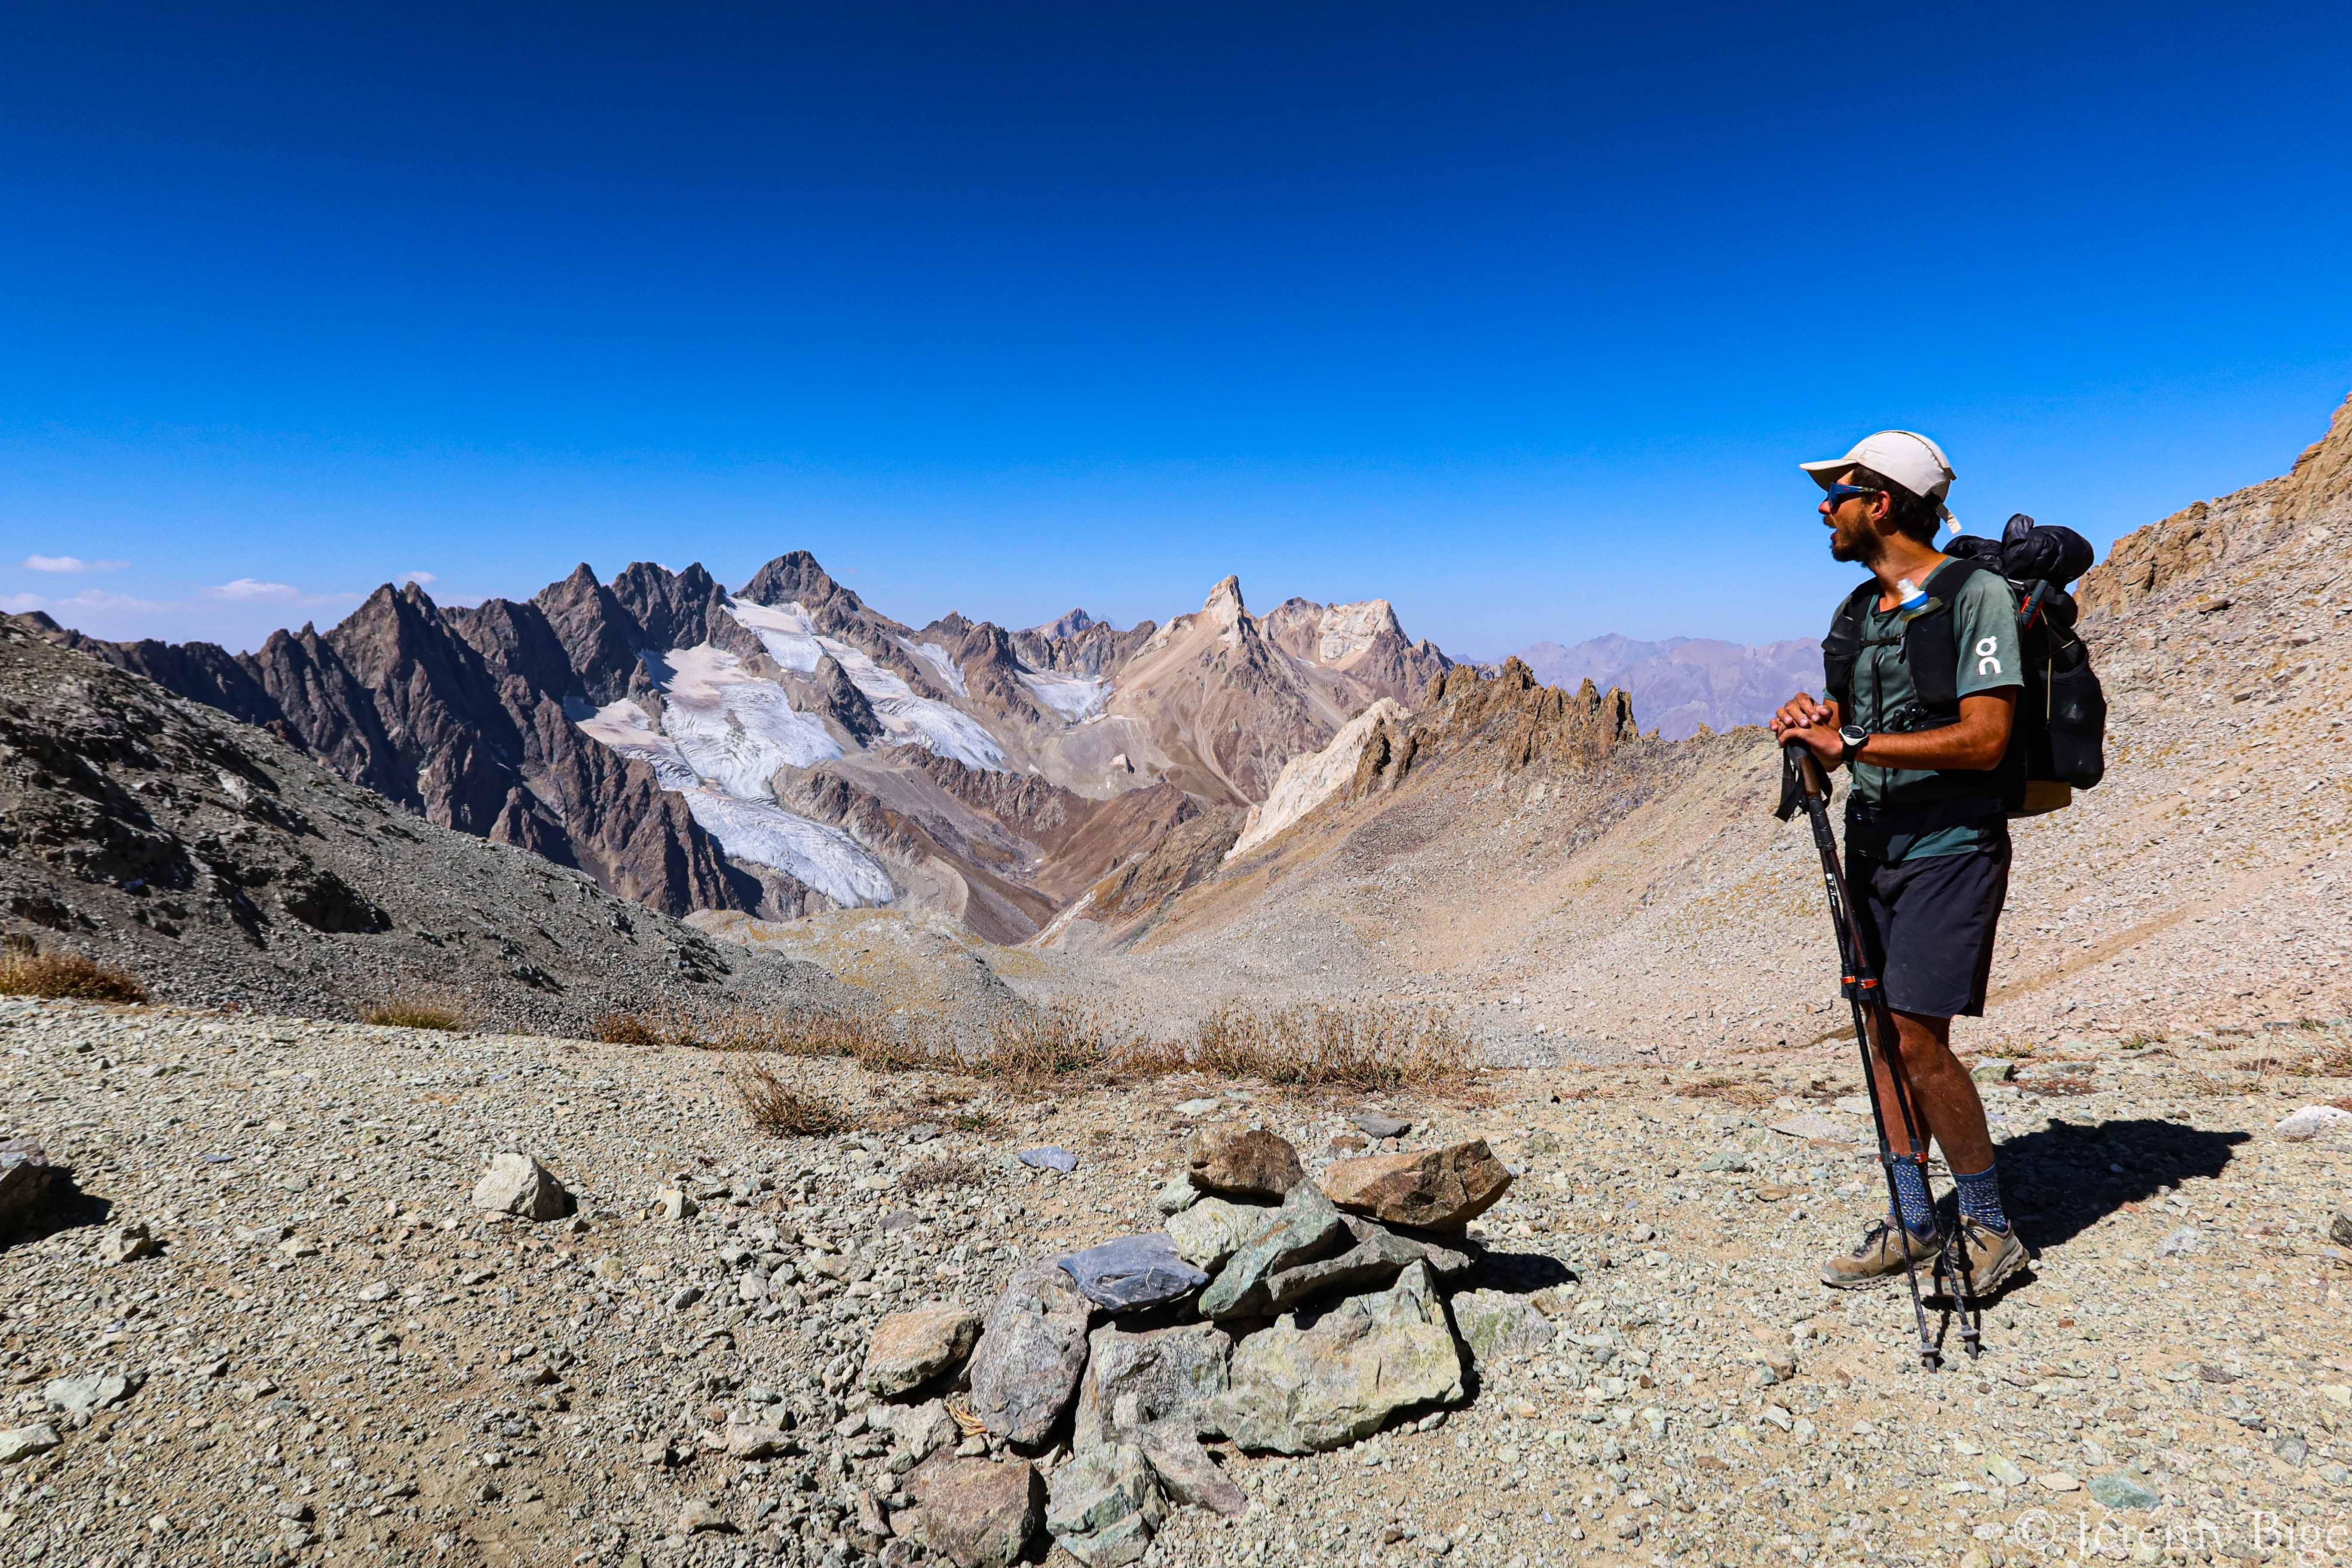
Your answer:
[725,598,1006,770]
[1018,669,1112,721]
[564,683,895,910]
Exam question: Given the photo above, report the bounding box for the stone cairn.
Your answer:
[854,1125,1519,1568]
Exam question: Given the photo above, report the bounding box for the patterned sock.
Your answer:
[1952,1165,2010,1233]
[1887,1157,1937,1236]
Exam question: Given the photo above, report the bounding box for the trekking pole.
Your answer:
[1774,740,1944,1371]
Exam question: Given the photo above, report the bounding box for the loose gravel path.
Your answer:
[4,996,2349,1567]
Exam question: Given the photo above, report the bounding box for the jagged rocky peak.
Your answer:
[738,550,860,612]
[1033,607,1098,638]
[1204,574,1247,630]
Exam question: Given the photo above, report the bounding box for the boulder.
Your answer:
[1186,1125,1304,1198]
[1258,1214,1477,1315]
[967,1261,1094,1446]
[1319,1139,1513,1230]
[1057,1234,1208,1313]
[1449,1289,1558,1370]
[1351,1113,1411,1139]
[0,1424,61,1465]
[2274,1106,2352,1142]
[2331,1209,2352,1250]
[1072,1320,1232,1451]
[43,1371,138,1422]
[1019,1146,1078,1173]
[1211,1261,1465,1454]
[1164,1196,1272,1271]
[1044,1440,1165,1567]
[1134,1418,1249,1516]
[470,1152,574,1222]
[1197,1181,1351,1320]
[865,1304,983,1397]
[0,1140,58,1237]
[909,1456,1044,1568]
[723,1421,792,1459]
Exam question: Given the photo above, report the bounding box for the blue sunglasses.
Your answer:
[1821,482,1883,508]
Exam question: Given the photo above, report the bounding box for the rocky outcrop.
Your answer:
[1413,658,1638,769]
[2080,388,2352,619]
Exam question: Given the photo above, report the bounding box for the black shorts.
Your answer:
[1845,831,2012,1020]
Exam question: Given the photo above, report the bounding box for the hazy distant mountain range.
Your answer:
[1512,634,1819,740]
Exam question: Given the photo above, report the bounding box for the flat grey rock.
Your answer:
[1259,1214,1476,1314]
[1352,1113,1411,1139]
[1057,1233,1208,1313]
[1019,1146,1078,1173]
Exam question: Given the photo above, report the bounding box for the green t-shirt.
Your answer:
[1844,567,2022,862]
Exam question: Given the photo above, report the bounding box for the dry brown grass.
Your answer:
[697,1007,954,1073]
[734,1063,854,1137]
[1678,1074,1776,1106]
[594,1012,674,1047]
[0,951,148,1004]
[902,1153,984,1191]
[363,998,466,1032]
[974,1004,1129,1084]
[1170,1002,1475,1093]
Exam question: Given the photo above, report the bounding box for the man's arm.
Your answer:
[1778,690,2016,770]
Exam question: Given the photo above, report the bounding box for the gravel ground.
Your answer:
[6,995,2350,1567]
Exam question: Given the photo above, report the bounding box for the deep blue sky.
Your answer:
[6,2,2349,657]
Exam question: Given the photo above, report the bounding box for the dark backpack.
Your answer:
[1822,514,2107,816]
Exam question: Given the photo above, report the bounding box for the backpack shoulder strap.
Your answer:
[1903,557,1997,717]
[1821,581,1877,717]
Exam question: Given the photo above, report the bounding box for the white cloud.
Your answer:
[400,570,438,586]
[21,555,127,573]
[204,579,355,608]
[5,588,166,613]
[207,578,299,601]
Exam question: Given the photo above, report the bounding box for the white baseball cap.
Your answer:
[1800,430,1957,527]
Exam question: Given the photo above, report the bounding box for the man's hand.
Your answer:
[1770,691,1838,739]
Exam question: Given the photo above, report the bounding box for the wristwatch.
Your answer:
[1838,725,1869,766]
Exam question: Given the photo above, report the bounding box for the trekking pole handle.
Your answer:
[1781,737,1832,802]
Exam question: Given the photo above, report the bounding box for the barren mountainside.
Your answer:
[0,614,845,1027]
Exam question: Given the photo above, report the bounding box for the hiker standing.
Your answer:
[1769,431,2030,1299]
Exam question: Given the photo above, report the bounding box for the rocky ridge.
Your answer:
[40,560,1449,946]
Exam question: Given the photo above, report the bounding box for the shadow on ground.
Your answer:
[1996,1116,2247,1253]
[0,1169,113,1253]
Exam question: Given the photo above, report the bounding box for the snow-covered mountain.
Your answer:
[58,553,1450,941]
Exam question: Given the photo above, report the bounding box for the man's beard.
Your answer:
[1828,527,1874,565]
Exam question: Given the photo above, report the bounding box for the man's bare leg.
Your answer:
[1864,1008,1995,1176]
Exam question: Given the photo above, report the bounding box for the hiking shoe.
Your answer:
[1944,1217,2030,1299]
[1820,1217,1942,1289]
